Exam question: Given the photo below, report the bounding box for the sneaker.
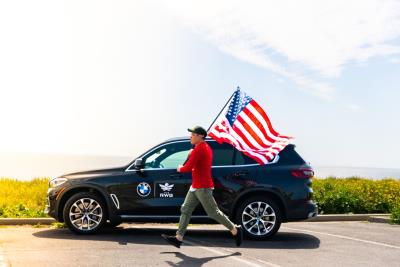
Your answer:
[233,225,243,247]
[161,234,182,248]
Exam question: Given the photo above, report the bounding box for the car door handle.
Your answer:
[235,170,249,176]
[169,173,182,178]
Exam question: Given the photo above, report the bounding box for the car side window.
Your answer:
[207,141,235,166]
[159,150,190,169]
[144,148,167,168]
[234,150,257,165]
[143,141,192,169]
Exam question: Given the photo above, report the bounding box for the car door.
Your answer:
[191,141,236,216]
[107,140,192,216]
[145,140,193,215]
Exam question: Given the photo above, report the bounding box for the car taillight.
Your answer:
[291,168,314,179]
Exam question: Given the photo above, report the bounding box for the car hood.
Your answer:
[60,166,126,180]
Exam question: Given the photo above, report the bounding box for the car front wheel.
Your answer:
[63,192,106,234]
[235,196,282,240]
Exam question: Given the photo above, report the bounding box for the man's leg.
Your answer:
[194,188,236,232]
[176,190,199,240]
[195,188,243,246]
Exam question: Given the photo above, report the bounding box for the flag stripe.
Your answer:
[242,107,276,143]
[212,119,278,162]
[209,125,270,164]
[211,119,278,162]
[213,120,260,152]
[234,117,265,150]
[237,114,270,148]
[214,119,287,155]
[246,103,286,141]
[233,121,277,159]
[237,114,284,155]
[250,100,281,137]
[210,119,274,159]
[247,101,294,142]
[210,132,269,164]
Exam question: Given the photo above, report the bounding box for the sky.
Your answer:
[0,0,399,171]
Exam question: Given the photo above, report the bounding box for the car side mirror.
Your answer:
[134,158,144,169]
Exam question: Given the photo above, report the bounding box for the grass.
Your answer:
[1,176,399,224]
[390,204,400,224]
[0,177,50,218]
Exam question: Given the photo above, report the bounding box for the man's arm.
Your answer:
[178,147,198,172]
[182,146,194,165]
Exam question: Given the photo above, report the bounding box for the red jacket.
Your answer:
[179,141,214,189]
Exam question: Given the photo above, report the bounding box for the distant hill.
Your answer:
[314,165,400,180]
[0,153,399,180]
[0,153,132,180]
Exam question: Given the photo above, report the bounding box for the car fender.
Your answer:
[56,182,118,222]
[230,186,288,218]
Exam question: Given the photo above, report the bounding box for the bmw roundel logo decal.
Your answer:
[137,182,151,197]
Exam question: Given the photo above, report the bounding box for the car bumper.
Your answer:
[44,187,60,220]
[284,200,318,222]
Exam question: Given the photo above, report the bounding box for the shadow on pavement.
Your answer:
[33,226,320,249]
[160,251,241,267]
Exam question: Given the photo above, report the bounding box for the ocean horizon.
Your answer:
[0,153,399,181]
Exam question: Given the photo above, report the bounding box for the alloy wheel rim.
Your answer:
[242,201,276,236]
[69,198,103,231]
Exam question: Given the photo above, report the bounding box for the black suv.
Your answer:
[45,137,317,240]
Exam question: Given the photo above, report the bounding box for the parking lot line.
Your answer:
[283,226,400,250]
[129,225,278,267]
[184,237,283,267]
[183,238,268,267]
[0,249,6,267]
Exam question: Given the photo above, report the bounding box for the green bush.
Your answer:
[0,177,49,218]
[1,176,399,224]
[312,177,400,217]
[390,204,400,224]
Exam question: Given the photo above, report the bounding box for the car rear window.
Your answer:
[234,144,305,165]
[208,141,305,166]
[234,150,257,165]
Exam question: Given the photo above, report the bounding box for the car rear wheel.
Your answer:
[63,192,106,234]
[235,196,282,240]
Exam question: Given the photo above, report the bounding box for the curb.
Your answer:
[305,213,391,223]
[0,214,392,225]
[306,213,384,222]
[0,218,56,225]
[367,215,391,224]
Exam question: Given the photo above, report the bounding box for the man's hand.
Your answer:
[177,164,183,172]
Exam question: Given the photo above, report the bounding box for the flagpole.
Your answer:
[182,86,238,165]
[206,86,239,133]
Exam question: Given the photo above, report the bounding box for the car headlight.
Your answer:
[49,177,68,188]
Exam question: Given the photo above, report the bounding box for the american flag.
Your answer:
[208,88,294,165]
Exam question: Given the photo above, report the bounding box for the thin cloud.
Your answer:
[347,104,364,112]
[164,0,400,99]
[389,57,400,64]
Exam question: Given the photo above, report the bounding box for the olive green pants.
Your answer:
[176,188,235,237]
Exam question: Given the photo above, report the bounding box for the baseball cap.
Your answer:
[187,125,207,137]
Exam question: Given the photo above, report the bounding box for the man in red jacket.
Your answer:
[162,126,243,248]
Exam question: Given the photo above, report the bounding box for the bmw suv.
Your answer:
[45,137,317,240]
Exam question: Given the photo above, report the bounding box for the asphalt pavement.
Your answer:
[0,221,399,267]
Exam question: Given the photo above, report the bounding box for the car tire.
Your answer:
[235,196,282,240]
[63,192,107,234]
